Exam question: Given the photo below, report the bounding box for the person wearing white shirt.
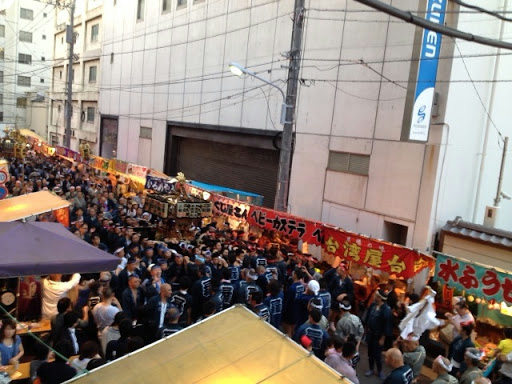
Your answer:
[42,274,81,319]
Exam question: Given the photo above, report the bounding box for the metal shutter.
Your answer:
[175,137,278,207]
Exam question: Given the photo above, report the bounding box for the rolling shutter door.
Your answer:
[175,137,278,207]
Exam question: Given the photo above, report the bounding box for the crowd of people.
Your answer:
[1,154,511,384]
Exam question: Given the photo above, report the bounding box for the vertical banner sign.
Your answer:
[409,0,446,141]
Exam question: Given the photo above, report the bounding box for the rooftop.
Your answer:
[441,216,512,249]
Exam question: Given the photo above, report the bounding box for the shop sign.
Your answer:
[127,163,148,178]
[145,175,175,194]
[321,226,434,278]
[434,252,512,305]
[212,195,250,221]
[247,206,323,246]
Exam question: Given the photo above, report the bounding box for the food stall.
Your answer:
[0,190,70,226]
[434,251,512,374]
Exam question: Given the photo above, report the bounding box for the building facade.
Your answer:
[0,0,54,138]
[99,0,512,251]
[48,0,102,152]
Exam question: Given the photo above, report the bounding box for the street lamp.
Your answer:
[228,62,293,212]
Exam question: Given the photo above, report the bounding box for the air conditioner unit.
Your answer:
[483,205,499,228]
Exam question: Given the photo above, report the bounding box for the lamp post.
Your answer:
[228,62,292,211]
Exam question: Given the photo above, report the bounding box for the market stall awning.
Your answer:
[0,222,119,277]
[0,191,70,222]
[68,305,349,384]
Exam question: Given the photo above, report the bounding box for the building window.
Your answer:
[110,52,114,64]
[140,126,152,139]
[91,24,99,42]
[177,0,186,8]
[16,97,27,108]
[137,0,144,20]
[41,56,45,61]
[18,53,32,65]
[43,12,47,17]
[0,49,4,60]
[0,71,3,83]
[19,31,32,43]
[17,76,31,87]
[162,0,171,12]
[40,78,44,83]
[59,70,62,79]
[327,151,370,176]
[42,34,46,40]
[87,107,95,122]
[20,8,34,20]
[71,69,75,82]
[0,94,3,105]
[0,112,3,122]
[89,66,97,83]
[0,25,4,38]
[61,36,63,44]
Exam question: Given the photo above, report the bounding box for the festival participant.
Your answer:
[170,276,192,326]
[158,307,183,338]
[42,273,81,319]
[400,334,426,381]
[293,308,329,359]
[460,348,483,384]
[450,322,475,377]
[36,341,77,384]
[92,288,121,331]
[0,319,24,368]
[333,300,364,347]
[498,349,512,384]
[324,340,359,384]
[264,279,284,330]
[364,289,393,379]
[121,275,144,321]
[249,290,270,322]
[382,348,413,384]
[446,299,475,339]
[282,267,304,337]
[431,356,458,384]
[145,283,173,339]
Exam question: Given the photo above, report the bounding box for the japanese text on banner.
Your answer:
[434,252,512,306]
[247,206,323,246]
[322,226,432,279]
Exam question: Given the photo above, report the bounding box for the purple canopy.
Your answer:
[0,222,119,277]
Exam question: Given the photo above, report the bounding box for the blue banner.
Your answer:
[434,252,512,306]
[409,0,446,141]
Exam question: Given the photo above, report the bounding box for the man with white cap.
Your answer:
[460,348,483,384]
[333,300,364,349]
[400,333,426,380]
[431,355,458,384]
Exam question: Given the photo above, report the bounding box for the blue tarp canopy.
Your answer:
[190,180,264,206]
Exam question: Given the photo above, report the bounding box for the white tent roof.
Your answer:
[68,305,350,384]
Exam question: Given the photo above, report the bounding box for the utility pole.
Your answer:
[494,136,509,206]
[274,0,305,212]
[63,0,75,148]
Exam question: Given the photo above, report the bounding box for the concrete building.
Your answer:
[99,0,512,252]
[0,0,54,138]
[48,0,102,151]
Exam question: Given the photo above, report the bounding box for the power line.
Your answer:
[352,0,512,50]
[306,7,512,15]
[451,0,512,23]
[454,42,505,144]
